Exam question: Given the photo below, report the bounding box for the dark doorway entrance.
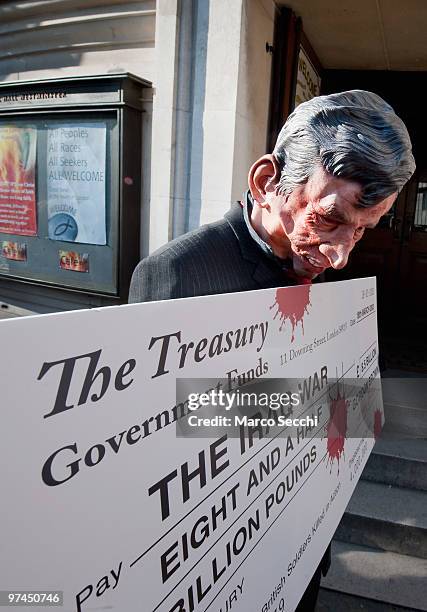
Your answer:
[322,71,427,370]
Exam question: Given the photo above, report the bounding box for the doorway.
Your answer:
[322,71,427,370]
[324,173,427,369]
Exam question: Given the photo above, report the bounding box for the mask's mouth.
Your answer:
[291,255,324,279]
[303,254,325,269]
[297,250,328,272]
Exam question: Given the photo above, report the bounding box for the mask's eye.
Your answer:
[314,213,338,230]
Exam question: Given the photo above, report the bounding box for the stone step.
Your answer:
[317,587,419,611]
[381,374,427,412]
[382,402,427,438]
[334,480,427,558]
[362,437,427,491]
[319,541,427,611]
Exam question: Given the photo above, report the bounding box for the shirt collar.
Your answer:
[241,190,312,285]
[242,190,293,268]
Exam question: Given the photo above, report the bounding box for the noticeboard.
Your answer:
[0,74,148,300]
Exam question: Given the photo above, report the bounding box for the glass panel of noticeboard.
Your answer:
[0,114,119,294]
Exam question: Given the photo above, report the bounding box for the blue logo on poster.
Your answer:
[49,213,78,241]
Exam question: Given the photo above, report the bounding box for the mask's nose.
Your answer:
[318,242,353,270]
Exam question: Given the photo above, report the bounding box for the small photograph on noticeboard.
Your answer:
[1,241,27,262]
[59,250,89,273]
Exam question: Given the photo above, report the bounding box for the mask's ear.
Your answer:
[248,154,281,206]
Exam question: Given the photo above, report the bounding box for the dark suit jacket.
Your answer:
[129,201,296,303]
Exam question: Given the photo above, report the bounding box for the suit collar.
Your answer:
[224,199,260,264]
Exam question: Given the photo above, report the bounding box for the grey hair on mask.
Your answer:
[273,90,415,206]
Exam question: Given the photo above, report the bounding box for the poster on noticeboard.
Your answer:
[47,122,107,246]
[294,46,321,108]
[0,125,37,236]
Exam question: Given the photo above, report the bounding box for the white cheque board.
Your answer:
[0,278,383,612]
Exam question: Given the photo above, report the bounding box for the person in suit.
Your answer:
[129,90,415,610]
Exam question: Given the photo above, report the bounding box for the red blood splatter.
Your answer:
[326,388,348,471]
[374,409,383,439]
[271,285,311,341]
